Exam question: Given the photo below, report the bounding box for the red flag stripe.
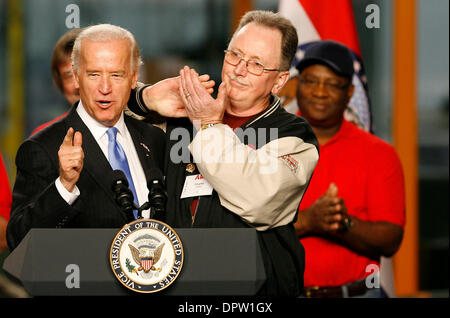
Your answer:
[298,0,362,56]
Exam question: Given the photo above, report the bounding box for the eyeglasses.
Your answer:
[224,50,281,75]
[299,77,350,94]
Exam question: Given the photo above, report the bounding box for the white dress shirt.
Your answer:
[55,101,150,216]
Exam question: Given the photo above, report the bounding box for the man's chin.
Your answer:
[227,86,249,100]
[94,113,121,127]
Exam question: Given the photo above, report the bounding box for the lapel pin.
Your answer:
[186,163,195,173]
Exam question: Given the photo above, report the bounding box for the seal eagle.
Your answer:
[128,243,165,273]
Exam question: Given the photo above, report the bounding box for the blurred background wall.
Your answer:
[0,0,448,297]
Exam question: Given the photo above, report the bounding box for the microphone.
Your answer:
[145,168,167,219]
[111,170,136,223]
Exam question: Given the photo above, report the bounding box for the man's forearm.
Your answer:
[294,211,312,237]
[295,210,404,259]
[335,217,404,259]
[141,84,157,113]
[127,83,153,116]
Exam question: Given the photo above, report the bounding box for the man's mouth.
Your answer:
[96,100,113,108]
[310,102,328,111]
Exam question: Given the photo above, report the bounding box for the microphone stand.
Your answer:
[113,168,166,221]
[135,203,161,220]
[135,202,152,219]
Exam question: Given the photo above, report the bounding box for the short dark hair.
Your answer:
[51,28,83,93]
[234,10,298,71]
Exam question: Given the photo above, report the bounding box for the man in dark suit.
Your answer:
[7,24,165,250]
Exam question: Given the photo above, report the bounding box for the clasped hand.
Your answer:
[302,183,350,235]
[179,66,227,129]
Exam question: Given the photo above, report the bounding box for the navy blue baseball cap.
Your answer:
[296,40,354,78]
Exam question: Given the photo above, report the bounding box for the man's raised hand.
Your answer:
[58,128,84,192]
[142,74,215,118]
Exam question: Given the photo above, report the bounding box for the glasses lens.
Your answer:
[247,61,264,75]
[224,50,266,75]
[225,51,240,65]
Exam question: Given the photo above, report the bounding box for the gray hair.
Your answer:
[71,24,143,74]
[233,10,298,71]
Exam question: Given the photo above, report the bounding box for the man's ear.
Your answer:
[72,65,80,89]
[346,84,355,102]
[271,70,291,95]
[131,70,139,89]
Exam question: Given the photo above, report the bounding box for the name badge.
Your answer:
[180,174,213,199]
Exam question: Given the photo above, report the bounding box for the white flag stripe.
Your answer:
[279,0,320,44]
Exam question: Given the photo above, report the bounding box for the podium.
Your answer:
[3,228,266,296]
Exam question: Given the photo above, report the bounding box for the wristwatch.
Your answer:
[342,215,354,232]
[200,123,219,130]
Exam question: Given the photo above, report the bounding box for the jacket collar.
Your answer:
[244,95,281,128]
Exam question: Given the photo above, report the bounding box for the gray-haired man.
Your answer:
[7,24,166,250]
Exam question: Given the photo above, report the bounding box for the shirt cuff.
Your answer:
[55,177,80,205]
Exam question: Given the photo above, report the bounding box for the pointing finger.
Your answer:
[73,131,83,147]
[62,128,74,146]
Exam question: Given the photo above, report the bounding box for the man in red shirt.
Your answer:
[0,153,12,253]
[294,41,405,297]
[32,28,83,135]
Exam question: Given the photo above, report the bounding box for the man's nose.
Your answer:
[312,82,328,98]
[234,59,248,76]
[99,76,112,94]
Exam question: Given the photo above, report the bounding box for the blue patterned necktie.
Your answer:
[107,127,139,218]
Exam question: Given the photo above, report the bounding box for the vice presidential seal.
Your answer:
[109,219,183,293]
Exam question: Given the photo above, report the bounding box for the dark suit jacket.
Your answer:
[6,103,166,250]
